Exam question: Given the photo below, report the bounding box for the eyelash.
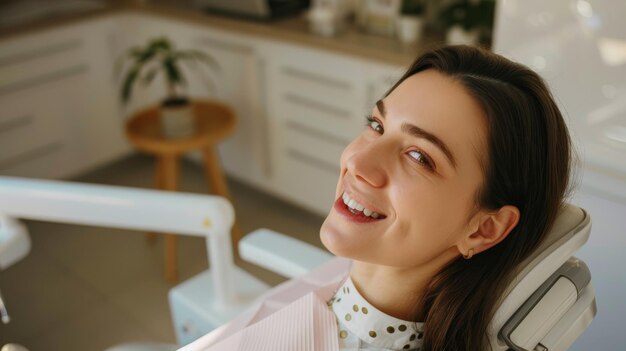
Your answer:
[364,115,435,171]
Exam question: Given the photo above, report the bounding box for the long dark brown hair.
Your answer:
[384,45,574,350]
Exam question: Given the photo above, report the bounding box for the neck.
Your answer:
[349,251,458,321]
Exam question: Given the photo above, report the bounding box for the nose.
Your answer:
[344,140,388,188]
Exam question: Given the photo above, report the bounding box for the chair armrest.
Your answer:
[238,228,333,279]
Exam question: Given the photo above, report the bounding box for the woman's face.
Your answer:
[320,69,489,268]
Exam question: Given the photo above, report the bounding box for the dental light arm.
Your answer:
[0,176,235,308]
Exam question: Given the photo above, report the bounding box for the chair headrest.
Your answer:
[489,203,592,343]
[514,204,589,288]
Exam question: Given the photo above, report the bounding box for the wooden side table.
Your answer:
[125,100,240,282]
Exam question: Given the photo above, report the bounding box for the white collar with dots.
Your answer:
[329,276,424,350]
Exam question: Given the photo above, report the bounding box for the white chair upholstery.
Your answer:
[240,203,596,351]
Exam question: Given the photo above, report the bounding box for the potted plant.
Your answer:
[397,0,427,44]
[117,37,219,139]
[439,0,495,46]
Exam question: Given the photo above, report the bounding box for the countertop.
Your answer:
[0,0,446,66]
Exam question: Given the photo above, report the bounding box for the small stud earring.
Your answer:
[463,248,474,259]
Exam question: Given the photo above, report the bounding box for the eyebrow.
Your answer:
[376,99,458,169]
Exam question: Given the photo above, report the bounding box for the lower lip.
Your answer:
[333,196,384,223]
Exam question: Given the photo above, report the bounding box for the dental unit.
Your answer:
[0,176,596,350]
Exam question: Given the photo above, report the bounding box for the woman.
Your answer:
[320,45,573,350]
[199,45,573,351]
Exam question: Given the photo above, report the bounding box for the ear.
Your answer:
[458,205,520,257]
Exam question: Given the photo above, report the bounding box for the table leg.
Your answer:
[202,147,242,253]
[160,154,179,283]
[146,157,165,243]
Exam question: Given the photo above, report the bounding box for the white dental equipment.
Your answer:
[0,176,271,339]
[0,176,596,351]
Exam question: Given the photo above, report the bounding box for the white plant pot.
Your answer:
[446,25,479,46]
[396,16,425,44]
[160,99,195,139]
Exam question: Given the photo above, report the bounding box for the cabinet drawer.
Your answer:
[277,148,340,215]
[0,76,79,163]
[0,38,86,94]
[277,64,359,110]
[0,141,71,179]
[269,44,368,145]
[282,120,348,170]
[278,92,364,142]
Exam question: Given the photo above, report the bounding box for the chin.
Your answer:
[320,216,361,259]
[320,217,346,255]
[319,218,339,254]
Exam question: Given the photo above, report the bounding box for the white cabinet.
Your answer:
[263,42,404,215]
[1,11,405,215]
[0,16,128,179]
[190,34,269,189]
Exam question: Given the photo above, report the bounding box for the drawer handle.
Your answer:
[0,115,33,136]
[0,39,82,67]
[285,94,350,119]
[282,67,351,90]
[286,121,351,147]
[287,149,339,174]
[0,141,63,170]
[0,64,88,97]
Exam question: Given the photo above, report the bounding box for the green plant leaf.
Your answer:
[162,55,185,98]
[150,37,172,52]
[401,0,425,16]
[439,0,495,30]
[142,65,160,86]
[116,36,223,102]
[121,64,140,104]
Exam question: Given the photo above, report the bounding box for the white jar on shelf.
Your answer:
[307,6,345,37]
[396,15,425,44]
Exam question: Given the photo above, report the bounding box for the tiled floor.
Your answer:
[0,154,327,350]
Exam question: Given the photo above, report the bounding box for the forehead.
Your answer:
[384,69,488,172]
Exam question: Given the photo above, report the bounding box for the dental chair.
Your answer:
[0,177,595,351]
[175,206,595,351]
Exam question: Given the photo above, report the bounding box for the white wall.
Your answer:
[570,183,626,350]
[493,0,626,348]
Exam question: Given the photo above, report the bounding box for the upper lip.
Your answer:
[342,182,387,216]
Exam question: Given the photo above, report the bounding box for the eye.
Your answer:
[407,149,434,170]
[365,115,384,134]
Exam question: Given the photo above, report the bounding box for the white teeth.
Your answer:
[341,192,382,219]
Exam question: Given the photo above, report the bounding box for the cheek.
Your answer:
[384,178,472,263]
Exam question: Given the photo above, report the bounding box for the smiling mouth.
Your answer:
[340,191,387,220]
